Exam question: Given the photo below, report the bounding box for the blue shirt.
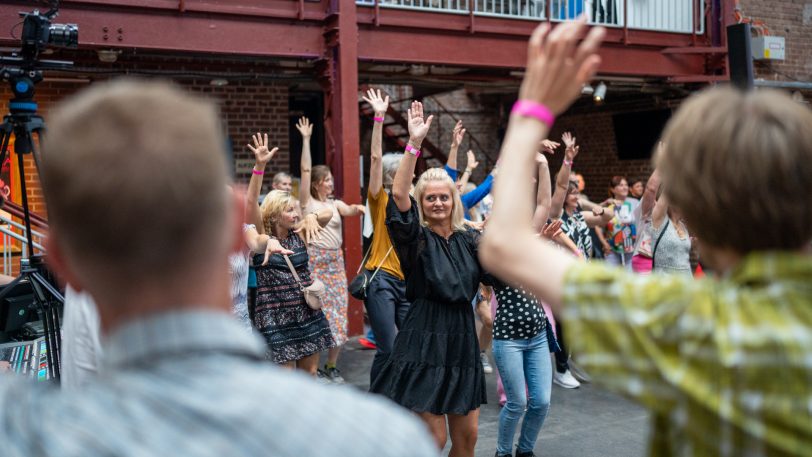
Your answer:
[0,311,437,457]
[443,165,494,211]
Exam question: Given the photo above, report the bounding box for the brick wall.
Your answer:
[0,79,291,221]
[739,0,812,86]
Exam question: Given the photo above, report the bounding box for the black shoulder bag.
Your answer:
[348,245,393,300]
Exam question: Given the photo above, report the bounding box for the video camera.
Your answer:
[0,0,79,114]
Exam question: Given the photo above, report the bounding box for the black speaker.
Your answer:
[727,23,754,90]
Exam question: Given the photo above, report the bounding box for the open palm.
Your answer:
[362,88,389,114]
[407,100,434,142]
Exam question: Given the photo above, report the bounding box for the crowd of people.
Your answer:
[0,17,809,457]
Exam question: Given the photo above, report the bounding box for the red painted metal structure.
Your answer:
[0,0,738,335]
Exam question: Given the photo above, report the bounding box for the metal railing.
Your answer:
[358,0,705,34]
[1,214,47,276]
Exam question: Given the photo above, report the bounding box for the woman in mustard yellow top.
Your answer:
[361,88,411,385]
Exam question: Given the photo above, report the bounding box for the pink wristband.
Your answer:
[252,169,265,175]
[511,100,555,127]
[405,144,421,158]
[563,159,573,167]
[373,116,385,123]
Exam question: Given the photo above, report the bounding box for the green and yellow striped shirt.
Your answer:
[563,252,812,456]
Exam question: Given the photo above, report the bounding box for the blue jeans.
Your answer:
[492,331,552,455]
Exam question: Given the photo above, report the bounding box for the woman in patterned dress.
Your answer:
[246,129,336,374]
[296,117,365,383]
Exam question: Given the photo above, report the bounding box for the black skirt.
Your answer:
[370,297,486,415]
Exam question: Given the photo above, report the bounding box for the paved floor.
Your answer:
[334,337,650,457]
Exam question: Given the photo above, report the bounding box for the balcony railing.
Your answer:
[357,0,705,34]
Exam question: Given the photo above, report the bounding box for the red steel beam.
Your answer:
[0,1,325,58]
[322,0,364,336]
[357,28,706,77]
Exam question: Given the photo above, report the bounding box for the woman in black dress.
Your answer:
[370,101,492,457]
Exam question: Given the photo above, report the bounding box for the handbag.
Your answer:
[283,254,325,310]
[349,246,393,301]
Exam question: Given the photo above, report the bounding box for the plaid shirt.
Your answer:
[562,252,812,457]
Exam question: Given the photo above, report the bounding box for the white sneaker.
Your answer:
[553,369,580,389]
[480,352,493,374]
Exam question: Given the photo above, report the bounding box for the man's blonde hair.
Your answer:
[657,87,812,253]
[41,79,231,286]
[261,190,297,234]
[413,167,467,232]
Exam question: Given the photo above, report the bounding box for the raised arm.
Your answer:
[651,190,669,231]
[640,166,661,219]
[297,117,314,209]
[363,88,390,197]
[336,200,366,217]
[246,132,279,233]
[295,206,333,245]
[457,149,479,191]
[392,101,433,212]
[480,20,605,311]
[532,152,552,232]
[549,133,577,219]
[446,120,465,173]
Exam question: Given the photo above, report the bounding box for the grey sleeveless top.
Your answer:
[652,219,692,275]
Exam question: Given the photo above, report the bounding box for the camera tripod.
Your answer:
[0,69,64,381]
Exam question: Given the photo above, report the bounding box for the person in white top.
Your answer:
[296,117,365,383]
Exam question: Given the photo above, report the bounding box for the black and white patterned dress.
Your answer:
[253,232,334,364]
[561,209,594,259]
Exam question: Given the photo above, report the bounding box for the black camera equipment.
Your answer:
[0,1,78,381]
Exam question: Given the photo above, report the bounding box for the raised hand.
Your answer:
[466,150,480,170]
[247,132,278,166]
[540,139,560,154]
[296,117,313,139]
[407,100,434,146]
[295,213,322,245]
[562,131,579,160]
[519,18,606,115]
[262,238,294,265]
[451,120,466,148]
[541,219,564,240]
[362,88,389,116]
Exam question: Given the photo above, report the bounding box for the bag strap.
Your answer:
[368,246,394,283]
[651,219,669,271]
[357,244,373,275]
[282,254,304,290]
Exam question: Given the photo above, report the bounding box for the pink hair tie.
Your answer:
[405,144,421,158]
[252,169,265,175]
[373,116,385,123]
[511,100,555,127]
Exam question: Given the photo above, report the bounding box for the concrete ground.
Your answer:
[333,337,651,457]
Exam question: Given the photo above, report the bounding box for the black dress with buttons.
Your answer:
[370,196,493,415]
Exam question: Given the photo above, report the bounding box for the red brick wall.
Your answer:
[738,0,812,85]
[0,79,291,220]
[547,110,655,202]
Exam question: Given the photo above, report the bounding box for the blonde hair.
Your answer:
[41,79,230,286]
[413,167,467,232]
[261,190,297,235]
[658,87,812,253]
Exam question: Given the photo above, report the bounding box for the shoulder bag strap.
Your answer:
[368,246,394,283]
[282,254,304,289]
[651,219,670,271]
[357,244,373,275]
